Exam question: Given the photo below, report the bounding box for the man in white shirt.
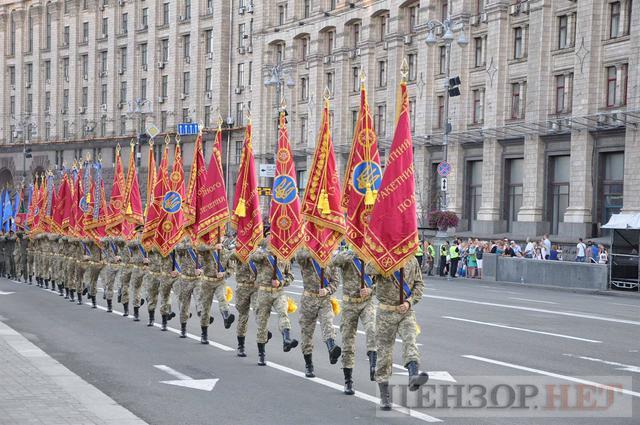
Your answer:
[542,234,552,259]
[523,238,534,258]
[576,238,586,262]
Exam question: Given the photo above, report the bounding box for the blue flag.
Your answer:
[2,190,13,232]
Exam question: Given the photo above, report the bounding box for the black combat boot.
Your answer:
[282,329,298,352]
[28,275,33,285]
[106,299,113,313]
[51,280,57,291]
[304,354,315,378]
[406,361,429,392]
[44,280,49,289]
[257,343,266,366]
[147,310,155,327]
[222,311,235,329]
[58,284,64,296]
[200,326,209,345]
[36,277,41,287]
[122,303,129,317]
[378,382,392,410]
[76,293,82,305]
[64,288,69,299]
[168,312,176,321]
[236,336,246,357]
[367,351,377,381]
[179,322,187,338]
[91,296,97,309]
[325,338,342,365]
[161,315,168,331]
[133,307,140,322]
[343,368,355,395]
[82,287,88,296]
[69,290,75,302]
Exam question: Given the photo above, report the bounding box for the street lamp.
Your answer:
[425,13,468,211]
[12,115,37,182]
[127,98,153,166]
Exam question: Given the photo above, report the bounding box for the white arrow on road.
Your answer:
[154,365,219,391]
[0,290,15,295]
[392,364,456,382]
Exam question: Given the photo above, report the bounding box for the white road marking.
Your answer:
[154,365,219,391]
[562,354,640,373]
[608,302,640,308]
[442,316,602,343]
[509,297,557,305]
[0,290,15,295]
[327,323,423,346]
[33,282,441,422]
[486,289,519,295]
[391,364,456,382]
[425,294,640,326]
[462,355,640,399]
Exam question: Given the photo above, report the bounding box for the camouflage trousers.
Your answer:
[52,257,64,285]
[73,262,85,292]
[214,283,231,315]
[43,256,52,280]
[5,254,15,278]
[129,267,146,308]
[299,295,336,355]
[195,279,224,328]
[101,265,120,300]
[375,309,420,383]
[83,264,102,297]
[115,268,133,305]
[341,299,376,368]
[27,252,34,278]
[177,278,200,324]
[256,288,290,344]
[235,285,258,337]
[143,274,160,312]
[159,277,178,316]
[14,254,23,280]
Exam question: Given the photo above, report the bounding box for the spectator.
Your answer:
[549,245,559,261]
[449,240,460,278]
[476,241,485,279]
[542,234,552,259]
[439,241,449,277]
[590,241,599,263]
[512,241,522,257]
[426,241,435,276]
[540,240,549,260]
[503,242,515,257]
[598,245,608,264]
[415,240,424,268]
[490,241,498,254]
[524,237,534,258]
[576,238,586,262]
[534,245,544,260]
[467,241,477,278]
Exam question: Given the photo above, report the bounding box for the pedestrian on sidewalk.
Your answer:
[415,241,424,269]
[467,241,477,278]
[542,234,552,259]
[425,241,435,276]
[476,241,485,279]
[449,240,460,278]
[575,238,587,262]
[523,238,534,259]
[439,241,449,277]
[598,245,609,264]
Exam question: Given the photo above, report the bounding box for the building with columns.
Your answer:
[0,0,638,239]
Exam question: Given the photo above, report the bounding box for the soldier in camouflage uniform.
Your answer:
[82,239,104,308]
[14,233,25,282]
[113,237,133,316]
[100,237,121,312]
[158,247,179,331]
[72,238,89,304]
[127,236,147,322]
[45,234,60,292]
[5,231,17,280]
[30,234,40,286]
[197,242,235,344]
[0,234,6,278]
[26,234,34,285]
[296,248,341,378]
[143,245,162,326]
[52,236,67,296]
[174,239,200,338]
[367,257,428,410]
[253,244,298,366]
[233,253,261,357]
[331,249,377,395]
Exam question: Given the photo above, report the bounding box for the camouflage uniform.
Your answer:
[82,241,104,308]
[296,248,341,376]
[253,248,298,364]
[72,239,87,301]
[13,235,24,281]
[5,233,17,279]
[100,237,120,311]
[174,241,200,337]
[158,248,179,329]
[143,246,162,325]
[0,235,6,277]
[52,237,67,295]
[367,257,427,407]
[127,239,147,321]
[26,236,34,283]
[232,255,260,356]
[197,245,234,340]
[114,238,134,314]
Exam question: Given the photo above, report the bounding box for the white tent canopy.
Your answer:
[602,213,640,230]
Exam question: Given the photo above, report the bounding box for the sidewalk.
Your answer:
[0,320,147,425]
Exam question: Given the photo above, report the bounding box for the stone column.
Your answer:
[560,129,594,237]
[515,134,549,235]
[475,138,506,233]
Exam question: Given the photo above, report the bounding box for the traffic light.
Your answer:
[448,76,461,97]
[24,148,32,159]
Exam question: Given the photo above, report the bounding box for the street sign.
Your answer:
[440,177,448,192]
[177,123,199,136]
[437,161,451,177]
[259,163,276,178]
[146,124,160,139]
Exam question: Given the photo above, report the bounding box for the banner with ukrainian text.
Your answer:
[123,143,144,230]
[231,121,263,263]
[269,111,303,261]
[342,81,382,260]
[142,143,168,250]
[105,147,126,236]
[154,141,186,257]
[364,81,418,276]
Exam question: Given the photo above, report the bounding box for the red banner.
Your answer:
[342,82,382,260]
[364,81,418,276]
[154,141,186,257]
[26,178,41,229]
[145,141,157,221]
[105,147,126,236]
[302,98,345,266]
[31,177,48,234]
[142,143,168,250]
[84,165,107,243]
[231,121,263,263]
[269,111,303,261]
[51,173,71,235]
[123,143,144,229]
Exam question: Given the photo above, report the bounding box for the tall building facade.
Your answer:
[0,0,638,239]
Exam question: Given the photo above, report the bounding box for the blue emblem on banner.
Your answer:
[162,191,182,213]
[352,161,382,195]
[79,197,89,213]
[272,175,297,205]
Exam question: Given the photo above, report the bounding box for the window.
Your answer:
[466,160,482,225]
[101,84,108,105]
[9,96,15,116]
[375,103,386,136]
[9,15,15,55]
[82,87,88,108]
[278,4,286,25]
[476,0,485,14]
[301,37,309,61]
[100,51,108,73]
[513,27,525,59]
[62,89,69,113]
[377,60,387,87]
[120,81,127,104]
[120,47,127,71]
[234,140,243,163]
[610,1,621,38]
[408,54,417,81]
[44,92,51,113]
[510,82,526,119]
[205,30,213,54]
[205,68,212,92]
[44,61,51,81]
[182,108,190,122]
[409,98,416,131]
[379,13,389,41]
[474,36,485,67]
[183,35,190,59]
[45,122,51,140]
[161,75,169,98]
[63,25,70,46]
[121,13,128,35]
[300,116,308,145]
[439,46,446,74]
[237,63,245,87]
[329,0,336,11]
[183,72,190,95]
[352,23,361,47]
[140,78,147,101]
[102,17,108,38]
[300,76,309,100]
[248,61,253,85]
[83,22,89,42]
[26,94,33,114]
[606,64,628,107]
[327,30,335,54]
[408,4,419,33]
[141,7,149,28]
[162,3,170,25]
[26,63,33,84]
[63,57,70,79]
[81,55,89,79]
[352,67,360,92]
[326,72,334,95]
[120,116,127,136]
[45,9,52,49]
[598,152,624,228]
[238,24,246,47]
[9,66,15,85]
[27,14,33,52]
[437,96,444,129]
[161,39,169,62]
[472,89,484,124]
[236,102,244,126]
[184,0,192,20]
[204,106,212,128]
[161,111,168,132]
[275,43,285,63]
[555,73,573,113]
[141,43,148,68]
[548,155,570,234]
[303,0,310,18]
[558,15,568,49]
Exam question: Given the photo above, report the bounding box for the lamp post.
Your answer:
[127,98,153,166]
[425,13,468,211]
[263,63,295,139]
[13,115,37,182]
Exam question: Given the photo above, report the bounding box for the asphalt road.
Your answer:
[0,271,638,425]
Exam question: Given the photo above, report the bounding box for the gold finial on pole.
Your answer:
[164,134,171,145]
[323,86,331,101]
[175,134,181,146]
[130,138,136,149]
[400,57,409,83]
[279,95,287,111]
[359,69,367,83]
